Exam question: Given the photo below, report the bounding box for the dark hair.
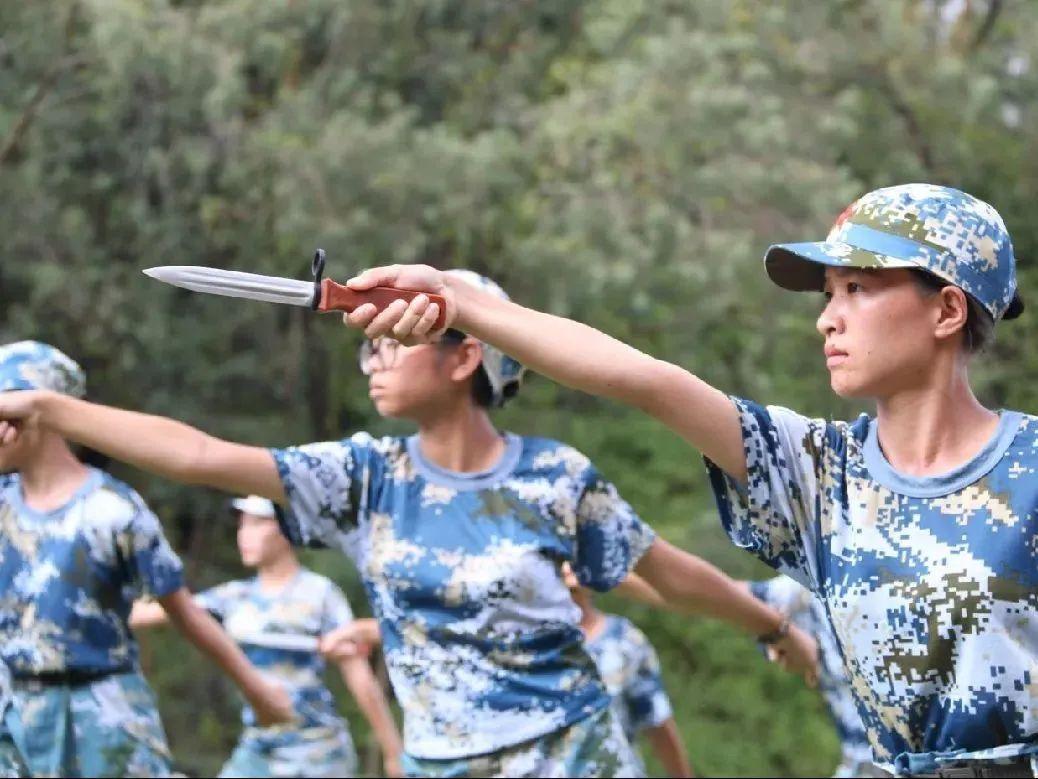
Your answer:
[438,329,496,408]
[910,269,995,354]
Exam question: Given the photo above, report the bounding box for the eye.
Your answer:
[821,290,833,303]
[846,281,861,294]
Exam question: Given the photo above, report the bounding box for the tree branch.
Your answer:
[0,4,83,166]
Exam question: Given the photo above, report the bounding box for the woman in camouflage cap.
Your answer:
[335,183,1038,778]
[0,341,292,778]
[0,271,814,778]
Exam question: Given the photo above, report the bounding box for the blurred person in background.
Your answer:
[0,341,292,778]
[337,183,1038,778]
[131,494,403,778]
[0,272,814,778]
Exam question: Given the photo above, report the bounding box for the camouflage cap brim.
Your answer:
[764,240,920,292]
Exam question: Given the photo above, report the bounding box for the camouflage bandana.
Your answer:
[0,341,86,397]
[445,270,526,406]
[764,183,1023,321]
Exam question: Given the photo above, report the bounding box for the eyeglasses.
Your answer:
[357,330,466,375]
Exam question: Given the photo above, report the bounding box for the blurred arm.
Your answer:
[339,656,403,778]
[28,392,285,501]
[158,588,294,725]
[644,717,694,778]
[614,572,666,607]
[634,539,818,682]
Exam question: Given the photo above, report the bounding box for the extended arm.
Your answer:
[634,539,817,680]
[0,391,284,501]
[343,267,748,482]
[158,588,294,725]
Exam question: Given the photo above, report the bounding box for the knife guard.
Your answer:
[316,278,448,330]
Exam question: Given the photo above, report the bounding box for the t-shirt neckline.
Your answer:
[406,432,522,490]
[862,410,1024,498]
[9,467,103,521]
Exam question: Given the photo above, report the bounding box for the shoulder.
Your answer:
[86,472,154,529]
[296,569,343,597]
[519,437,594,478]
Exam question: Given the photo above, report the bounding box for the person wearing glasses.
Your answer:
[130,495,403,778]
[0,273,815,777]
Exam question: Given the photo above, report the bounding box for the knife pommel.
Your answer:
[316,278,449,330]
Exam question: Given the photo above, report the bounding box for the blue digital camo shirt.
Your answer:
[708,401,1038,774]
[586,614,672,745]
[750,575,873,771]
[196,568,354,730]
[0,468,184,676]
[272,432,655,759]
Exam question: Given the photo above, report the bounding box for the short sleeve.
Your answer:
[321,580,354,634]
[270,433,380,555]
[705,398,837,591]
[622,625,673,733]
[573,462,656,592]
[121,498,184,599]
[194,582,238,622]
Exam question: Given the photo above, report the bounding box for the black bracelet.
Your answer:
[758,618,790,645]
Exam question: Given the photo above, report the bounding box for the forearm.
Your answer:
[448,279,747,479]
[646,718,693,778]
[162,593,269,699]
[36,392,282,499]
[636,540,783,637]
[342,662,402,760]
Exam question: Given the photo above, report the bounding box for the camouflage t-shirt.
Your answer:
[750,575,873,772]
[0,469,184,676]
[708,400,1038,773]
[585,614,672,744]
[196,568,353,730]
[272,432,655,759]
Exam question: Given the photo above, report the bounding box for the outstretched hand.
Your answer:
[343,264,457,344]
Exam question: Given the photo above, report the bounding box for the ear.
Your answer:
[449,339,484,383]
[933,286,969,343]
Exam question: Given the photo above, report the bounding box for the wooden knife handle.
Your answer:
[317,278,448,330]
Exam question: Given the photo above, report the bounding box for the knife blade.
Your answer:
[143,263,448,330]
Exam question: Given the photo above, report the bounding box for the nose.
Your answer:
[816,296,844,338]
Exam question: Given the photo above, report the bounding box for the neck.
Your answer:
[874,359,998,476]
[416,400,504,473]
[18,435,92,513]
[256,553,301,590]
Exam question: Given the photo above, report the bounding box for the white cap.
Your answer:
[231,495,277,518]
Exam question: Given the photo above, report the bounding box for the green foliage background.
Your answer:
[2,1,1036,775]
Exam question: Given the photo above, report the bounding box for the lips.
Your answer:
[824,344,848,368]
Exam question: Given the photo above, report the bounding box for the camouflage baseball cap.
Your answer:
[764,184,1023,321]
[0,341,86,397]
[445,270,526,406]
